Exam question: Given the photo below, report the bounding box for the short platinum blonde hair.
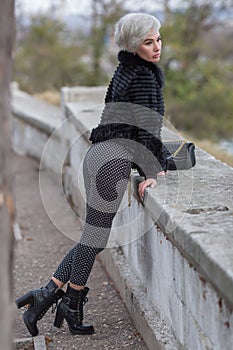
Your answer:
[114,13,161,52]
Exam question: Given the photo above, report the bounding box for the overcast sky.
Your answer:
[16,0,90,15]
[16,0,174,16]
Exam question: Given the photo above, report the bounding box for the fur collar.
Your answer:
[118,50,164,87]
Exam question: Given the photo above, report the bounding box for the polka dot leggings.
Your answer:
[53,141,132,286]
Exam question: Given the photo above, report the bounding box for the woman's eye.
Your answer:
[145,41,153,45]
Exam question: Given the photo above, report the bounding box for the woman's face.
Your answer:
[136,29,162,63]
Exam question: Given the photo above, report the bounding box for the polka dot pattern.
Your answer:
[53,141,132,286]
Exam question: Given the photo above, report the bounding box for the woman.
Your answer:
[16,12,166,336]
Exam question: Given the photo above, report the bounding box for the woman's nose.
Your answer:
[153,42,160,51]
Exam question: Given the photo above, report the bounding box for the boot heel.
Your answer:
[16,292,33,309]
[54,306,65,328]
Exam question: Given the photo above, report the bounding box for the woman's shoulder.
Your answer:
[110,64,139,91]
[115,63,155,84]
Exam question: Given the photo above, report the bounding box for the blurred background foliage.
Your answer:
[14,0,233,143]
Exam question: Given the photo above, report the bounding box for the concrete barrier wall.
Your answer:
[11,84,233,350]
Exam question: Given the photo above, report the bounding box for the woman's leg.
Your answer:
[53,142,131,334]
[53,142,131,287]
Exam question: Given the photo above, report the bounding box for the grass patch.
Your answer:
[195,139,233,167]
[34,90,61,106]
[181,133,233,167]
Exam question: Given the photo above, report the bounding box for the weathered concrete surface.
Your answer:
[11,87,61,133]
[11,86,233,350]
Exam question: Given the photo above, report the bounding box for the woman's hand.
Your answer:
[157,171,166,176]
[138,178,157,200]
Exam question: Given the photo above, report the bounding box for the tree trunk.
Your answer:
[0,1,15,349]
[91,0,102,85]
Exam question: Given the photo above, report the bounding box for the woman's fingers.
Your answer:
[138,178,157,199]
[138,182,146,198]
[157,171,166,176]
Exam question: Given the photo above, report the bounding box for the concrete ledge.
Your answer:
[99,248,181,350]
[61,85,106,104]
[146,155,233,308]
[11,87,61,135]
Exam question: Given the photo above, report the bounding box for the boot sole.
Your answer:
[69,326,95,335]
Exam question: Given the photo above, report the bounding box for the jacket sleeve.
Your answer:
[128,71,167,178]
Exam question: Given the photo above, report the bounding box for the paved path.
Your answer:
[13,153,147,350]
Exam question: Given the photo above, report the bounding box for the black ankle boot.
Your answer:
[16,280,64,337]
[54,285,94,335]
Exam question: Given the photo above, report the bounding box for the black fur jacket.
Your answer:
[89,50,167,178]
